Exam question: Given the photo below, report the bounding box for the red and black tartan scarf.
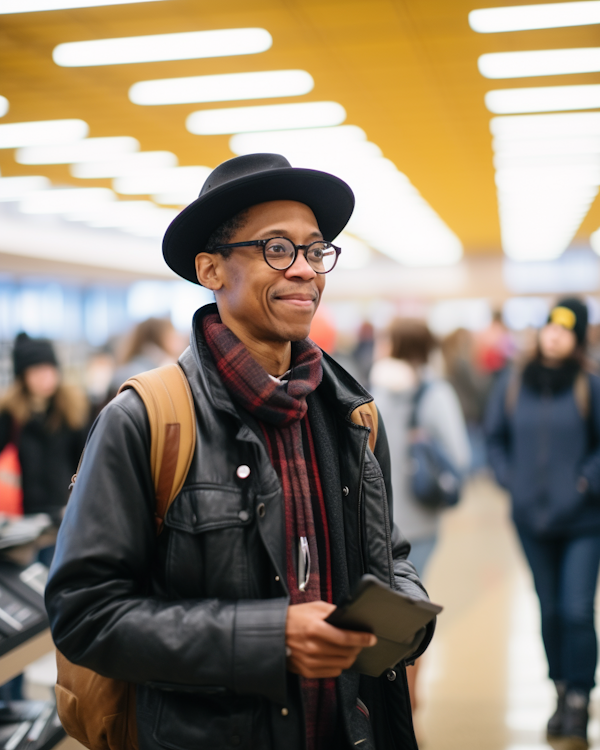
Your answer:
[202,313,336,750]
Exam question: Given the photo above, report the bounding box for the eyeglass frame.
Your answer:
[213,236,342,274]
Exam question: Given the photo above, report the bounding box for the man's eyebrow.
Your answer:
[257,229,324,240]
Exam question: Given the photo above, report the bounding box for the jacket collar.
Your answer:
[188,303,240,420]
[188,302,374,421]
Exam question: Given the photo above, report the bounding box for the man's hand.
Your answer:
[285,601,377,678]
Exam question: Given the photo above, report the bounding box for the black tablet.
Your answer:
[325,575,442,677]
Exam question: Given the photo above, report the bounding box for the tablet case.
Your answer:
[326,575,442,677]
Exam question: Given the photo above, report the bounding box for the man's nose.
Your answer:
[285,249,317,280]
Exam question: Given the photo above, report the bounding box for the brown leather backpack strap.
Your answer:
[118,363,196,533]
[350,400,379,453]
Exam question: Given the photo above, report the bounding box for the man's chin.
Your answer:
[270,322,313,344]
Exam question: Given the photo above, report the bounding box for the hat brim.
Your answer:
[162,167,355,284]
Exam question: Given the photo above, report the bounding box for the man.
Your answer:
[46,153,434,750]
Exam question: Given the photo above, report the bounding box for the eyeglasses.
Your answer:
[214,236,342,274]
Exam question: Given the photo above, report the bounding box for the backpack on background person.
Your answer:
[408,382,462,510]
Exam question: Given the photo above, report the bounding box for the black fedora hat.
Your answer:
[162,153,355,284]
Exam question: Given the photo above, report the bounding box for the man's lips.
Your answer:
[273,292,317,306]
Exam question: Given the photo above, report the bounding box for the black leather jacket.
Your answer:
[46,304,434,750]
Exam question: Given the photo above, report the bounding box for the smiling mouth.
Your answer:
[273,291,318,306]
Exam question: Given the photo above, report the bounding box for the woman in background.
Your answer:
[371,318,470,576]
[110,317,184,394]
[442,328,492,473]
[0,333,89,543]
[370,318,470,712]
[486,298,600,747]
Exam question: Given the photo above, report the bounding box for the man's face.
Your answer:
[201,200,326,344]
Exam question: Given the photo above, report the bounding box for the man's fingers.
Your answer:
[284,601,377,680]
[315,621,377,649]
[298,638,366,659]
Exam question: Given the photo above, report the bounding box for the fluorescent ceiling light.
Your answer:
[591,228,600,255]
[486,84,600,114]
[493,135,600,156]
[71,151,178,178]
[0,96,8,117]
[66,199,155,221]
[488,106,600,263]
[89,205,173,229]
[0,176,50,201]
[0,0,167,12]
[19,187,115,214]
[499,198,599,260]
[479,48,600,79]
[233,139,462,265]
[496,164,600,190]
[230,126,460,267]
[469,2,600,33]
[66,199,179,238]
[113,166,211,195]
[130,70,313,106]
[153,191,198,205]
[494,152,600,169]
[230,125,367,154]
[0,119,88,149]
[53,28,272,67]
[495,169,599,260]
[16,137,139,165]
[491,112,600,139]
[187,101,346,135]
[229,127,382,165]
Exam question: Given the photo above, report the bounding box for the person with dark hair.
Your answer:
[45,154,435,750]
[370,318,469,717]
[110,317,184,394]
[442,328,492,473]
[0,333,89,532]
[371,318,470,577]
[485,297,600,747]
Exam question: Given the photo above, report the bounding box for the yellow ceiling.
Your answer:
[1,0,600,257]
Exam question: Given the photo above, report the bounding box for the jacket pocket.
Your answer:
[163,486,253,599]
[360,466,394,587]
[151,690,252,750]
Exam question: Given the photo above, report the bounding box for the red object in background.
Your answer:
[478,345,507,373]
[310,306,337,354]
[0,444,23,516]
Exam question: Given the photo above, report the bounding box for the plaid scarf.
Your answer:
[202,313,336,750]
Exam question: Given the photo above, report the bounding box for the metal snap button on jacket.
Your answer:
[281,707,289,717]
[236,465,251,479]
[342,486,349,496]
[257,503,266,517]
[238,510,249,522]
[386,669,397,682]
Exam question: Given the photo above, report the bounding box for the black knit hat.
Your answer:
[548,298,589,344]
[162,153,355,284]
[13,333,58,377]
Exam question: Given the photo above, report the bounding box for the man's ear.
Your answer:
[195,252,224,290]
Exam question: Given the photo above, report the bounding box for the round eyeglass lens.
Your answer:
[307,241,338,273]
[263,237,338,273]
[264,238,295,270]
